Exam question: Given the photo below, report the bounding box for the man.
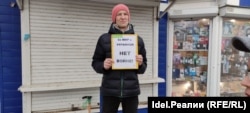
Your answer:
[231,37,250,96]
[91,3,147,113]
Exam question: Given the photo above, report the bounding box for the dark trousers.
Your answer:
[102,96,138,113]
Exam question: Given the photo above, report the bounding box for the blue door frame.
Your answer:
[0,0,22,113]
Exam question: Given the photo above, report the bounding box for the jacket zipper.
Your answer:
[120,72,124,97]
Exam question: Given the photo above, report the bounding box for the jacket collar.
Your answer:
[108,23,135,34]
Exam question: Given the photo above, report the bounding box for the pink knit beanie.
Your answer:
[112,4,130,23]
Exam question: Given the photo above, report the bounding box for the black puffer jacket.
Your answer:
[91,23,147,97]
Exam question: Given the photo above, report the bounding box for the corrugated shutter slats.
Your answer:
[29,0,154,111]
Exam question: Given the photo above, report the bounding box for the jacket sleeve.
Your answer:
[91,35,106,74]
[137,36,147,74]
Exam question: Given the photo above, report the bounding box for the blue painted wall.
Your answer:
[0,0,22,113]
[158,12,168,97]
[0,0,247,112]
[240,0,250,7]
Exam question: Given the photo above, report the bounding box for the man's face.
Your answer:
[241,73,250,97]
[240,59,250,97]
[115,10,129,29]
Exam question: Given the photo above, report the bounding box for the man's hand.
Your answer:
[104,58,113,70]
[136,55,143,66]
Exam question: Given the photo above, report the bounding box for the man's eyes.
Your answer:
[117,13,128,16]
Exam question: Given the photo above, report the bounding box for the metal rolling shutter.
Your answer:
[29,0,154,111]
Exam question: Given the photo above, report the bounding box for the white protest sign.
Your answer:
[111,34,138,69]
